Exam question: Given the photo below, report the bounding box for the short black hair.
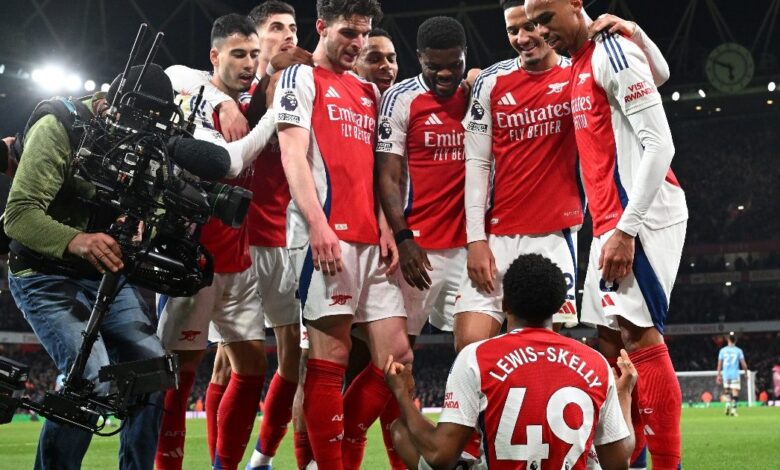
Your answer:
[500,0,525,10]
[369,27,392,40]
[416,16,466,51]
[316,0,383,24]
[503,254,567,324]
[211,13,258,47]
[248,1,296,28]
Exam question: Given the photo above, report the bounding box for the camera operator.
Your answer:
[3,65,172,470]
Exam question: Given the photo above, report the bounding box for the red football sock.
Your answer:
[303,359,346,470]
[342,364,392,470]
[215,372,265,470]
[206,381,228,464]
[155,370,196,470]
[294,431,314,469]
[629,344,682,470]
[257,372,297,456]
[606,356,648,467]
[379,397,406,469]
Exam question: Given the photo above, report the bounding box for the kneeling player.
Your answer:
[385,254,638,470]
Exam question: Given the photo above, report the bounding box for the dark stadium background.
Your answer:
[1,0,779,410]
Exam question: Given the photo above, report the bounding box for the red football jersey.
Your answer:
[238,80,290,248]
[376,75,467,250]
[275,65,380,245]
[247,138,290,247]
[175,93,252,273]
[440,328,628,469]
[464,57,584,237]
[569,35,687,237]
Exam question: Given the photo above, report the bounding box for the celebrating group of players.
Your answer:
[152,1,688,469]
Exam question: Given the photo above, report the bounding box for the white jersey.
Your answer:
[570,33,688,237]
[440,328,629,469]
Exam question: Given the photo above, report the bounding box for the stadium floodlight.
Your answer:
[769,81,776,92]
[769,99,775,105]
[715,107,721,112]
[672,91,680,101]
[84,80,96,92]
[0,64,4,74]
[65,73,82,93]
[33,65,66,92]
[725,281,732,286]
[698,89,706,98]
[100,83,111,92]
[737,205,745,210]
[695,105,702,111]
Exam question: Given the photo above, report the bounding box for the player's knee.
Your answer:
[226,340,268,376]
[455,328,487,352]
[391,346,414,366]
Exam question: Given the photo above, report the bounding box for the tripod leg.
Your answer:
[64,272,121,391]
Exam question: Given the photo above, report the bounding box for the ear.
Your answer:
[315,18,328,37]
[209,47,219,68]
[571,0,584,13]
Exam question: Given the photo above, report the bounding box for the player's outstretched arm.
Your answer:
[190,108,275,178]
[384,356,472,469]
[586,14,669,86]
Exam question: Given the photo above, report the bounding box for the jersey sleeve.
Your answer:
[629,25,670,86]
[593,33,662,116]
[438,343,483,429]
[274,64,315,131]
[593,360,631,446]
[718,349,725,361]
[463,71,495,137]
[166,65,232,109]
[178,92,275,178]
[375,84,412,157]
[463,71,497,242]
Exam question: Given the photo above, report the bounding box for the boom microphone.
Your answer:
[166,136,231,181]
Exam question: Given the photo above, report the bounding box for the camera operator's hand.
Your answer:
[216,100,249,142]
[67,232,124,273]
[2,136,18,177]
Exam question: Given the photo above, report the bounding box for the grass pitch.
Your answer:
[1,407,778,469]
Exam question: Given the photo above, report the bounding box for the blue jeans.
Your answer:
[9,271,165,470]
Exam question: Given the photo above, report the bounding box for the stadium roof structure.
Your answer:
[0,0,778,129]
[0,0,777,85]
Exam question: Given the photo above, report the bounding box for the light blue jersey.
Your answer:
[718,345,744,381]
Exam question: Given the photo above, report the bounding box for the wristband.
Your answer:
[394,229,414,245]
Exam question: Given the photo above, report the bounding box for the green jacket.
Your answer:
[4,95,101,260]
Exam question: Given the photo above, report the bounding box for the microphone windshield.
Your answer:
[167,136,230,180]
